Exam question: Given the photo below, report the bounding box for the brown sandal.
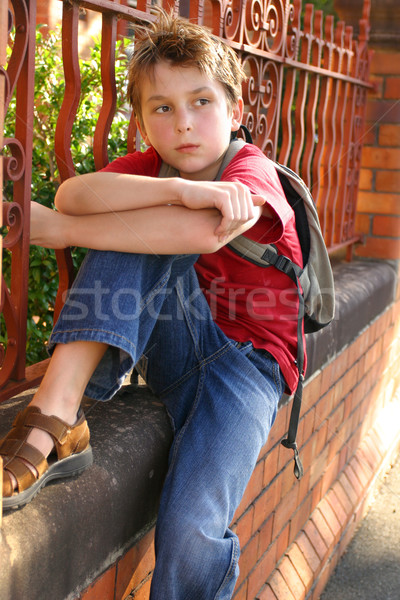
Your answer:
[1,405,93,510]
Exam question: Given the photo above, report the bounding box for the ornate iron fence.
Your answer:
[0,0,372,400]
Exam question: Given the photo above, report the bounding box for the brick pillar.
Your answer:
[335,0,400,260]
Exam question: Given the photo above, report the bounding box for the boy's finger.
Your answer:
[252,195,266,206]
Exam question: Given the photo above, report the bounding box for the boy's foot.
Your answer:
[1,406,93,510]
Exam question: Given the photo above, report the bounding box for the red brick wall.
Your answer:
[356,48,400,260]
[74,286,400,600]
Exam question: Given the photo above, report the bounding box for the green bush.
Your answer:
[2,27,132,364]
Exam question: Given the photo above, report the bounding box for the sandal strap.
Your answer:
[1,439,47,474]
[14,407,71,444]
[3,456,37,494]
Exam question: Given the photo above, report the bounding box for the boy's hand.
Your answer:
[178,179,266,242]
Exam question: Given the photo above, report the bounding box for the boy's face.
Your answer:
[137,61,243,181]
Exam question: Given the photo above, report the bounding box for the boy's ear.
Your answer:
[230,98,244,132]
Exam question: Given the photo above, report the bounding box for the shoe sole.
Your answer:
[2,446,93,511]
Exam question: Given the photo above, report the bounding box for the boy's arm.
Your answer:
[54,172,267,242]
[30,200,263,254]
[55,173,185,215]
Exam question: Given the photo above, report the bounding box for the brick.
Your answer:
[366,100,400,125]
[248,549,276,599]
[258,515,274,558]
[253,478,280,533]
[364,433,384,464]
[268,569,296,600]
[275,523,290,565]
[338,515,358,558]
[355,213,371,235]
[263,444,280,487]
[357,192,400,215]
[376,171,400,194]
[256,584,278,600]
[344,463,364,499]
[373,215,400,237]
[379,124,400,146]
[361,147,400,170]
[320,452,341,498]
[309,444,329,489]
[303,371,323,408]
[80,566,116,600]
[116,531,155,600]
[237,534,259,588]
[385,77,400,99]
[327,424,344,463]
[295,531,321,575]
[310,478,323,513]
[257,537,279,585]
[299,435,317,476]
[300,407,315,443]
[279,462,297,500]
[355,444,376,475]
[327,403,345,442]
[131,576,152,600]
[272,487,298,539]
[286,543,313,593]
[232,579,247,600]
[363,127,378,146]
[311,560,336,600]
[332,480,353,515]
[268,403,289,448]
[278,556,306,599]
[355,236,400,260]
[367,75,384,98]
[371,50,400,75]
[235,505,255,548]
[310,508,335,551]
[277,441,293,474]
[359,167,373,191]
[303,519,328,562]
[315,391,334,427]
[320,363,335,396]
[350,456,371,489]
[297,470,311,512]
[289,494,312,544]
[318,497,341,541]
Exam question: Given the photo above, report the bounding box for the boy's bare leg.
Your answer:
[8,340,107,489]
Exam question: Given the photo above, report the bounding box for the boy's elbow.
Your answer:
[54,179,72,213]
[200,237,226,254]
[191,232,226,254]
[54,178,80,214]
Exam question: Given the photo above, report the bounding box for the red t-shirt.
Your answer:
[101,144,305,393]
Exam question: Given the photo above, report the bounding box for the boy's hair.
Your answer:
[127,9,246,127]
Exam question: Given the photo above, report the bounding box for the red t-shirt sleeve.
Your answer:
[99,146,162,176]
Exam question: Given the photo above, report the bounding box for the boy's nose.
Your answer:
[175,110,192,133]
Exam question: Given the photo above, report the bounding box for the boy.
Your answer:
[1,10,304,599]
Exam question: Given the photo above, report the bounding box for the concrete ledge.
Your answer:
[306,259,397,378]
[0,386,172,600]
[0,259,397,600]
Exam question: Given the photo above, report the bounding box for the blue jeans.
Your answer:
[49,250,284,599]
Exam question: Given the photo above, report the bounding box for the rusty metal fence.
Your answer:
[0,0,372,400]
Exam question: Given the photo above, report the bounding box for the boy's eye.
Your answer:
[195,98,210,106]
[155,105,171,113]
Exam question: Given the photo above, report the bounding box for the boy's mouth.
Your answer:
[176,144,199,153]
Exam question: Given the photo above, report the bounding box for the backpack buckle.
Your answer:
[273,254,293,274]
